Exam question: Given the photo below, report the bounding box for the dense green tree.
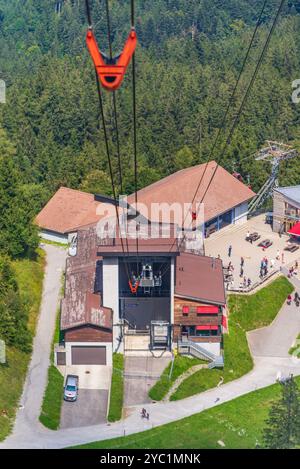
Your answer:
[0,1,300,260]
[80,169,113,196]
[0,257,32,352]
[263,377,300,449]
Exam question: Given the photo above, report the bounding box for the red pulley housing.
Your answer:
[86,28,137,91]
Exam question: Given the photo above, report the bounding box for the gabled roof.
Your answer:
[128,161,255,224]
[175,252,226,305]
[274,186,300,205]
[35,187,108,234]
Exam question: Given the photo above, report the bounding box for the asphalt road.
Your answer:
[5,244,67,440]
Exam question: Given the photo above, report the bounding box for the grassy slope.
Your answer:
[39,302,64,430]
[148,356,204,401]
[108,353,124,422]
[0,250,45,441]
[73,376,300,449]
[170,276,293,401]
[289,333,300,358]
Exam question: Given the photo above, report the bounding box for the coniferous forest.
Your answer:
[0,0,300,262]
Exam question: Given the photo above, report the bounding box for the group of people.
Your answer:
[288,261,299,278]
[287,292,300,307]
[141,408,150,420]
[260,257,270,278]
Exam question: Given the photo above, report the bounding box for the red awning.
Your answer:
[196,325,219,331]
[288,222,300,237]
[197,306,219,314]
[222,315,228,329]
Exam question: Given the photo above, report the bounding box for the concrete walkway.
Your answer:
[2,245,66,444]
[247,272,300,358]
[1,257,300,448]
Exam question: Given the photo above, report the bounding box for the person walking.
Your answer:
[240,267,244,278]
[241,257,245,268]
[270,259,275,269]
[281,252,285,264]
[276,250,280,261]
[228,245,232,257]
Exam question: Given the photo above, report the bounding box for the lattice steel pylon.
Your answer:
[248,141,298,214]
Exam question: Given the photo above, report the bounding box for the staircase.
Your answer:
[178,339,224,368]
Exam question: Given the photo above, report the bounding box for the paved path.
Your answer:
[205,214,300,289]
[2,245,66,445]
[1,255,300,448]
[247,275,300,358]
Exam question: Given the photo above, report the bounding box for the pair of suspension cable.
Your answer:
[85,0,139,285]
[159,0,286,280]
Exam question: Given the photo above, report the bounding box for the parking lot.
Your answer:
[205,214,300,289]
[59,365,111,429]
[60,389,108,428]
[124,356,171,407]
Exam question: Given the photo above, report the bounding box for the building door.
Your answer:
[71,346,106,365]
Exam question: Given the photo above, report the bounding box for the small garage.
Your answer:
[71,345,107,365]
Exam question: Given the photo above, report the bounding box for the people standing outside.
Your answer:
[228,245,232,257]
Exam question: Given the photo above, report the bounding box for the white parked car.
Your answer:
[68,234,77,257]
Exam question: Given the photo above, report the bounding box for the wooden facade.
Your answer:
[64,325,112,343]
[173,296,223,342]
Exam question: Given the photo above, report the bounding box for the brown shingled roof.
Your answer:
[35,187,107,234]
[175,252,226,305]
[61,227,112,331]
[128,161,255,224]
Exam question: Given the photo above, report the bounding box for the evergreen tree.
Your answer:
[263,376,300,449]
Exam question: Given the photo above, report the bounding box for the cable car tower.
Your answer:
[248,141,298,214]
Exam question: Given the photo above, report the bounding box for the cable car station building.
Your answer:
[57,220,227,368]
[42,161,256,368]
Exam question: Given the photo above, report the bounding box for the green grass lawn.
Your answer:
[73,375,300,449]
[39,365,64,430]
[148,356,204,401]
[170,276,293,401]
[39,304,64,430]
[108,353,124,422]
[0,251,45,441]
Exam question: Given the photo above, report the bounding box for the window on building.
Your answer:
[182,306,190,316]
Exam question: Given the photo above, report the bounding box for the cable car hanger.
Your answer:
[85,0,138,91]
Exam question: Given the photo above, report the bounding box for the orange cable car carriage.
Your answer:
[86,27,137,92]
